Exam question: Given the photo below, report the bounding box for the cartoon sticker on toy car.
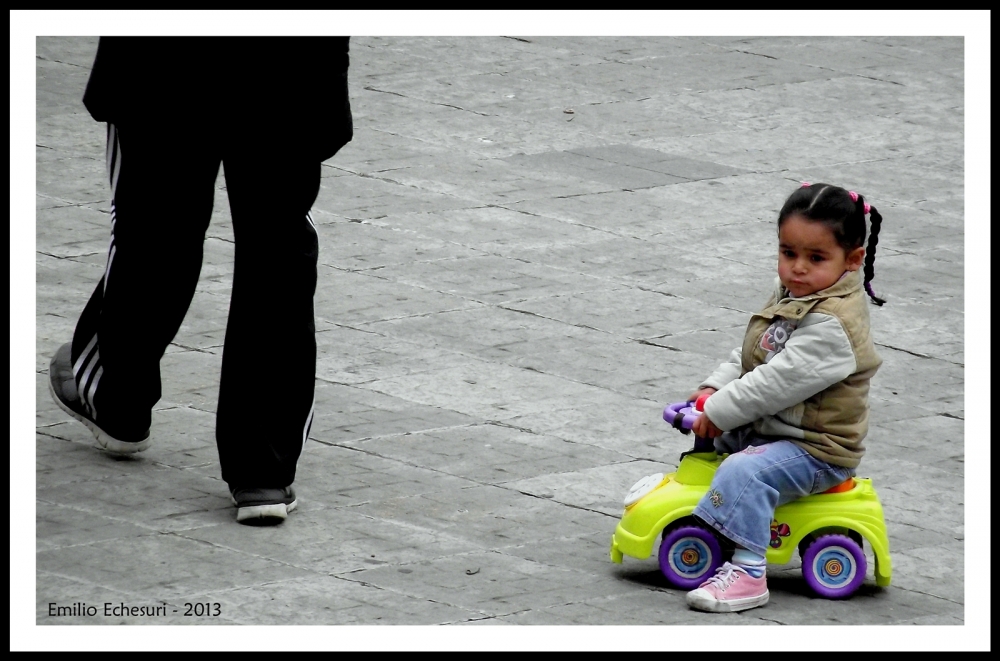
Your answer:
[770,520,791,548]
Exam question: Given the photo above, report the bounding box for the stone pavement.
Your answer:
[26,30,988,649]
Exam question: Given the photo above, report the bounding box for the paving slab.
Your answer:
[19,22,989,652]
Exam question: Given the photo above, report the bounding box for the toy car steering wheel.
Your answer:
[662,392,711,432]
[663,393,716,455]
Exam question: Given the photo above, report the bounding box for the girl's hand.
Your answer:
[692,412,723,438]
[688,386,717,402]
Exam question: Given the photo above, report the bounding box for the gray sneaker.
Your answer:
[231,486,298,525]
[48,342,151,454]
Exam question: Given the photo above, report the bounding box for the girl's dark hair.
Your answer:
[778,183,886,305]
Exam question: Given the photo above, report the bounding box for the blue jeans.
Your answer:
[692,428,855,557]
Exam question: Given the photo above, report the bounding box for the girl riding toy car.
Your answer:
[609,394,892,598]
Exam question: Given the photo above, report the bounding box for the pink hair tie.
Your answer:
[864,202,871,215]
[848,191,859,202]
[800,182,811,188]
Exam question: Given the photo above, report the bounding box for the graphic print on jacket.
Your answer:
[759,319,796,363]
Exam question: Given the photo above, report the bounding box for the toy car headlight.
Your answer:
[624,473,666,506]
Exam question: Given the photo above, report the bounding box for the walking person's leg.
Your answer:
[49,121,220,452]
[215,144,322,524]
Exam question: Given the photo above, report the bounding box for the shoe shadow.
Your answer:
[615,567,682,591]
[616,566,883,601]
[236,518,287,528]
[104,452,144,462]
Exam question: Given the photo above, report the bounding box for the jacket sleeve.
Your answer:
[700,348,743,391]
[703,313,858,431]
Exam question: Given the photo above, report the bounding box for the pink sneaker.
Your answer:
[686,562,769,613]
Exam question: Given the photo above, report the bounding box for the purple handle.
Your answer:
[663,400,701,431]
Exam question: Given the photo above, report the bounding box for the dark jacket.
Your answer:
[83,37,353,161]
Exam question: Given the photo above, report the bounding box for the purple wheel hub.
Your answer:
[801,534,867,599]
[658,525,723,590]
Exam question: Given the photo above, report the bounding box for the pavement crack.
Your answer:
[491,202,625,238]
[363,85,491,116]
[36,56,91,69]
[367,127,436,148]
[856,73,906,86]
[636,286,681,299]
[894,586,963,605]
[487,420,538,435]
[166,342,216,354]
[363,85,408,98]
[434,102,492,117]
[731,49,779,60]
[356,172,418,189]
[874,342,962,365]
[634,338,683,351]
[456,614,503,623]
[495,304,549,319]
[511,490,617,518]
[37,249,102,260]
[498,304,610,335]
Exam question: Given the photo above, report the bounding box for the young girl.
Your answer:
[684,182,886,613]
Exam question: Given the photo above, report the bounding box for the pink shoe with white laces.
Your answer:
[686,562,769,613]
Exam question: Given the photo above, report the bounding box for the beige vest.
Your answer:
[741,272,882,468]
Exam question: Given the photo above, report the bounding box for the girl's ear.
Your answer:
[846,246,865,271]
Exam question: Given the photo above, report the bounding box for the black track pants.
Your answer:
[71,121,321,488]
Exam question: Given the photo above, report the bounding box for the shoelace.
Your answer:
[703,562,748,589]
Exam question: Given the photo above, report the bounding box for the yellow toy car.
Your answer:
[610,399,892,598]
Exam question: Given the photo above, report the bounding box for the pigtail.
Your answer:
[861,198,886,306]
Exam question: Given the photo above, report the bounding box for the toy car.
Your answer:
[609,395,892,598]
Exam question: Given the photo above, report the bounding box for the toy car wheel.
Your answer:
[658,525,723,590]
[801,534,867,599]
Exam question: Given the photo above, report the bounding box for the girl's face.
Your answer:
[778,214,864,298]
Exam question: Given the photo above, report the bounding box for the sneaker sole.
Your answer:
[233,498,298,524]
[48,378,151,455]
[687,589,770,613]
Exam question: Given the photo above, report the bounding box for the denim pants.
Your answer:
[692,428,855,557]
